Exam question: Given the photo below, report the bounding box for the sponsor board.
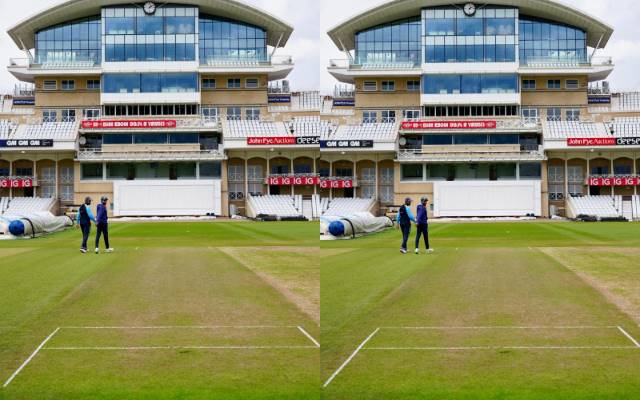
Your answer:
[246,136,319,145]
[268,95,291,103]
[402,120,497,130]
[265,176,320,186]
[567,137,640,147]
[319,179,353,189]
[587,96,611,104]
[0,178,33,188]
[81,120,177,129]
[587,177,640,186]
[320,140,373,148]
[0,139,53,148]
[332,99,355,107]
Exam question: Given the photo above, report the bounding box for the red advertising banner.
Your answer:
[567,138,616,147]
[587,177,640,186]
[247,137,297,145]
[319,179,353,189]
[81,120,177,129]
[0,178,33,188]
[266,176,320,186]
[401,120,497,130]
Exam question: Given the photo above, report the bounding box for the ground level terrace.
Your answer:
[0,156,74,201]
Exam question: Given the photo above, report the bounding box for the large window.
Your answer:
[199,16,267,63]
[422,74,518,94]
[103,73,198,93]
[519,17,587,65]
[423,7,517,63]
[35,17,102,65]
[355,17,421,66]
[103,6,197,62]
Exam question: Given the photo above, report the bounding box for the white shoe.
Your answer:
[80,248,87,253]
[415,248,419,254]
[106,248,114,253]
[400,248,407,254]
[95,248,99,254]
[427,249,434,254]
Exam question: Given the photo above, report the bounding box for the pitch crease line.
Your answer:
[323,328,380,388]
[617,326,640,348]
[297,326,320,348]
[3,327,60,388]
[61,325,298,329]
[43,345,317,350]
[364,346,639,350]
[380,326,618,330]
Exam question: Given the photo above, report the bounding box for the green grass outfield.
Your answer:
[321,222,640,400]
[0,221,319,400]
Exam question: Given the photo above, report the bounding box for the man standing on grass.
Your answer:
[76,196,96,253]
[396,197,416,254]
[415,197,434,254]
[95,196,114,254]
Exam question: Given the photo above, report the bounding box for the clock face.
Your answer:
[144,2,156,15]
[464,3,476,16]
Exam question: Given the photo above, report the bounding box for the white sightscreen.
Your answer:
[433,180,542,217]
[113,180,221,216]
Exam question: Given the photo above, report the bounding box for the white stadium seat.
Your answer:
[247,195,303,218]
[567,196,622,220]
[0,197,56,216]
[322,197,375,216]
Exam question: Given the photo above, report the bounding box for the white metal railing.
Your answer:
[397,147,545,162]
[9,57,100,69]
[201,55,293,67]
[76,148,225,161]
[401,117,541,130]
[521,56,613,68]
[328,58,419,70]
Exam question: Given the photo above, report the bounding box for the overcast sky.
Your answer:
[1,0,639,94]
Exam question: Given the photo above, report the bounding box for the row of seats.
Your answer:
[322,123,397,141]
[568,195,621,219]
[322,197,375,216]
[633,196,640,221]
[612,92,640,112]
[224,119,284,138]
[288,116,333,136]
[248,195,302,218]
[0,197,56,216]
[543,121,609,139]
[610,117,640,137]
[21,122,78,140]
[0,120,18,137]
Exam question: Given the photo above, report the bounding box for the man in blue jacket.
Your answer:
[396,197,416,254]
[415,196,434,254]
[95,196,113,254]
[76,196,96,253]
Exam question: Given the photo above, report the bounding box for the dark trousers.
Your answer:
[415,223,430,250]
[80,223,91,250]
[95,222,109,249]
[400,223,411,250]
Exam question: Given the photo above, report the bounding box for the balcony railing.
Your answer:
[77,148,225,161]
[328,58,420,70]
[397,147,545,162]
[401,117,541,130]
[201,55,293,67]
[520,56,613,68]
[9,58,100,69]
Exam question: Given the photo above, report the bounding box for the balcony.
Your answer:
[397,146,545,163]
[79,116,221,132]
[518,56,614,81]
[76,148,226,162]
[400,117,541,133]
[328,58,420,83]
[9,58,100,70]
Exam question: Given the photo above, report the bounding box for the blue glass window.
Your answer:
[103,134,133,144]
[355,17,421,66]
[422,74,518,94]
[170,133,199,144]
[103,73,198,93]
[103,6,197,62]
[423,7,517,64]
[519,17,587,65]
[454,135,488,145]
[35,17,101,64]
[423,135,453,145]
[199,16,267,63]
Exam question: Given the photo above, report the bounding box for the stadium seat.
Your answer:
[322,197,375,216]
[567,195,622,220]
[247,195,303,219]
[0,197,56,216]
